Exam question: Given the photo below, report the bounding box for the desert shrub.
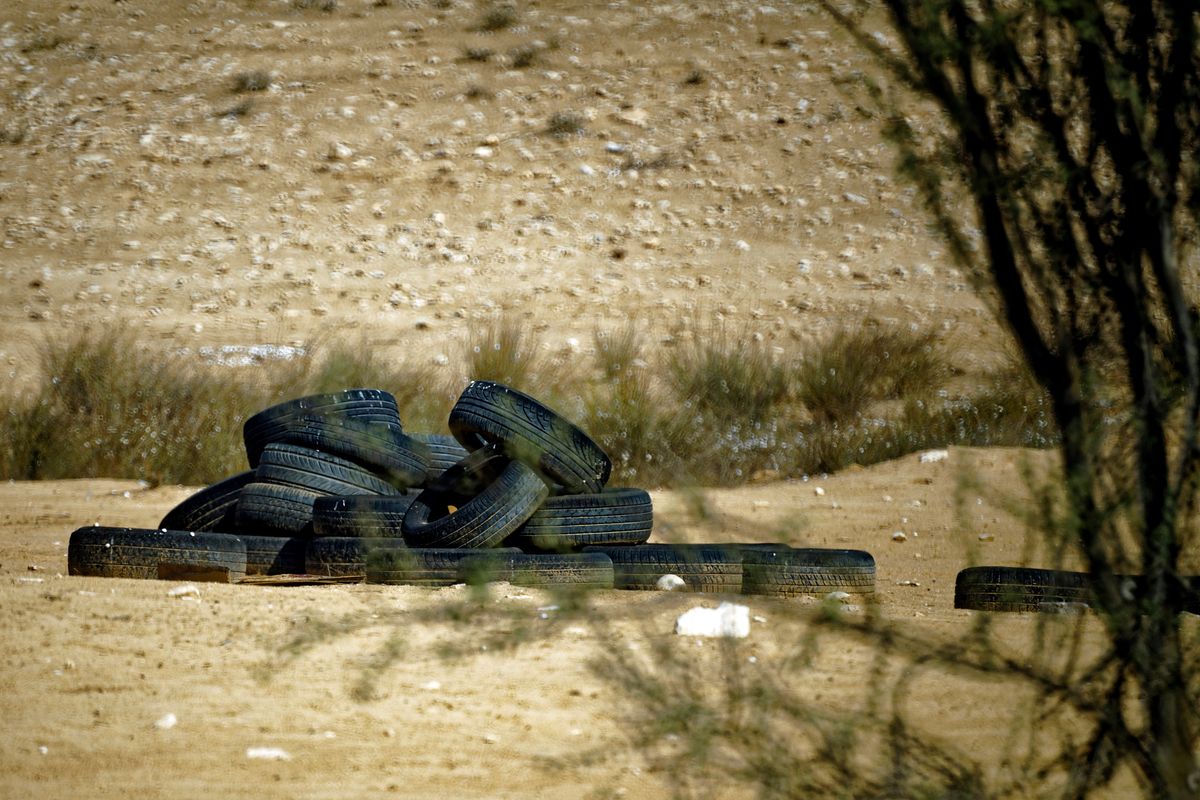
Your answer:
[795,325,949,423]
[462,46,494,62]
[510,44,540,69]
[666,327,791,424]
[462,314,544,393]
[0,328,265,485]
[545,111,583,136]
[477,3,517,31]
[232,70,271,93]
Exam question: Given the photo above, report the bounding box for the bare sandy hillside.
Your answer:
[0,0,1002,391]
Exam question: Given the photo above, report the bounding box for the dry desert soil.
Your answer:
[0,0,1188,798]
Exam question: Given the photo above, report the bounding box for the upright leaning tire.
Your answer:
[583,543,742,593]
[402,446,549,549]
[507,488,653,552]
[159,471,255,534]
[244,389,401,467]
[68,526,247,581]
[366,547,522,587]
[448,380,611,494]
[741,547,876,597]
[954,566,1092,612]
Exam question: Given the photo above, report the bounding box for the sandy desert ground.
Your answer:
[2,447,1132,799]
[0,0,1187,797]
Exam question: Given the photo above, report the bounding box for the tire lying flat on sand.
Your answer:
[448,380,611,495]
[68,526,247,581]
[237,534,307,575]
[741,547,876,597]
[305,537,411,579]
[954,566,1092,612]
[365,547,523,587]
[459,551,616,589]
[583,543,742,593]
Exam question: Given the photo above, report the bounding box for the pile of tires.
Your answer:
[67,379,880,597]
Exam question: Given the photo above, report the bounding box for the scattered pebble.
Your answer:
[420,680,441,691]
[38,746,48,756]
[896,580,920,587]
[825,591,851,603]
[167,585,200,598]
[892,531,908,542]
[154,713,178,730]
[813,486,825,496]
[918,449,949,463]
[483,733,500,744]
[978,532,995,542]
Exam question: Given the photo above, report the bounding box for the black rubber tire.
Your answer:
[244,389,401,466]
[741,547,876,597]
[312,493,420,538]
[67,526,247,581]
[237,534,307,575]
[583,543,742,593]
[507,488,653,552]
[954,566,1092,612]
[402,446,550,549]
[410,432,470,486]
[269,416,429,489]
[158,470,255,533]
[459,551,615,589]
[236,482,322,536]
[305,537,410,578]
[255,443,400,497]
[365,547,523,587]
[448,380,611,495]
